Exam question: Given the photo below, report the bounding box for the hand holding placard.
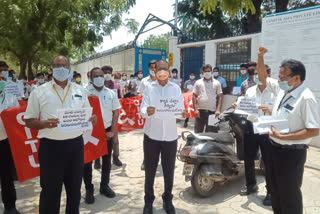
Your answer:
[235,97,259,115]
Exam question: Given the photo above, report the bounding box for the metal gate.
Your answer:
[181,46,205,81]
[216,39,251,87]
[135,47,167,77]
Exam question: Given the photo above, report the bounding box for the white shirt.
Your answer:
[133,79,143,92]
[169,78,182,87]
[25,80,91,140]
[86,84,121,129]
[268,81,320,145]
[245,84,276,117]
[0,92,19,140]
[137,76,156,94]
[140,81,182,141]
[193,78,223,111]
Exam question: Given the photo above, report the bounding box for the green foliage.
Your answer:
[0,0,138,79]
[140,33,171,53]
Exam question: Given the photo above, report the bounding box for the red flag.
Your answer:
[183,93,195,118]
[26,81,37,86]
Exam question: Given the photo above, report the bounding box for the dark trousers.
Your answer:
[0,139,17,210]
[194,110,216,133]
[269,141,306,214]
[243,133,271,192]
[143,134,177,204]
[38,136,84,214]
[83,127,113,190]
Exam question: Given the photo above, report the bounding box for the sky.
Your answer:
[96,0,175,52]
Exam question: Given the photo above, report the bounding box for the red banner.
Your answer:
[183,93,195,118]
[26,81,37,86]
[0,97,108,182]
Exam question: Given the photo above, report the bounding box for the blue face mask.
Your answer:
[52,67,70,82]
[13,74,16,79]
[38,78,45,84]
[253,74,262,85]
[279,81,294,92]
[0,80,7,92]
[2,71,8,79]
[93,77,105,87]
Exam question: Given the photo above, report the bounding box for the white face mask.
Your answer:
[138,74,143,79]
[52,67,70,82]
[240,69,247,75]
[2,71,8,79]
[204,72,212,79]
[213,72,219,77]
[190,75,195,80]
[122,76,127,81]
[172,73,177,77]
[149,70,155,76]
[93,77,105,87]
[104,74,112,81]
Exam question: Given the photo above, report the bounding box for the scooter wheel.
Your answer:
[191,169,216,197]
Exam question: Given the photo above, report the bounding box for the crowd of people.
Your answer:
[0,46,319,214]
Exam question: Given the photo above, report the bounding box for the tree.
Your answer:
[141,33,171,53]
[0,0,138,80]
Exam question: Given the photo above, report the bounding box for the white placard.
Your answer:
[208,114,219,126]
[253,116,289,135]
[153,96,185,119]
[235,97,259,115]
[262,6,320,103]
[5,82,24,99]
[57,107,93,132]
[232,87,241,95]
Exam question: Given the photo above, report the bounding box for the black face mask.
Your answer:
[247,69,255,75]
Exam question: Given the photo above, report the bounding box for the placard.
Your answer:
[253,116,289,134]
[57,107,93,132]
[235,97,259,115]
[5,82,24,99]
[232,87,241,95]
[153,96,185,119]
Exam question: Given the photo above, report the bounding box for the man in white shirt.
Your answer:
[192,64,223,133]
[25,56,97,214]
[83,67,121,204]
[140,60,187,214]
[0,71,21,214]
[213,67,228,94]
[258,47,320,214]
[31,73,46,92]
[131,70,144,94]
[137,60,157,95]
[169,68,183,89]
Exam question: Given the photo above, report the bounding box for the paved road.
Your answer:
[2,120,320,214]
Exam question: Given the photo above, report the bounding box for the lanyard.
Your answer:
[53,85,71,104]
[1,93,5,105]
[277,94,293,111]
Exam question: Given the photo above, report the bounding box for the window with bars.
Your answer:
[216,39,251,88]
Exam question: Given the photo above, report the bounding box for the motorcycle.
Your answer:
[177,108,262,197]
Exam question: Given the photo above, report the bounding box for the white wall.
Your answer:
[169,36,180,75]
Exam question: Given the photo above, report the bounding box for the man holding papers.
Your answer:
[258,47,320,214]
[140,60,187,214]
[25,56,97,214]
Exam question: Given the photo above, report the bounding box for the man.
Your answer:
[169,68,183,89]
[192,64,223,133]
[183,72,196,128]
[31,73,46,91]
[120,73,130,97]
[258,47,320,214]
[237,64,248,87]
[0,71,21,214]
[213,67,228,94]
[137,60,157,95]
[73,72,82,86]
[100,66,122,167]
[137,60,157,170]
[240,62,257,95]
[25,56,97,214]
[237,65,274,206]
[131,70,144,93]
[0,61,9,80]
[141,60,188,214]
[83,67,121,204]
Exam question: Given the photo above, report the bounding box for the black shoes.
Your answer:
[100,185,116,198]
[85,188,95,204]
[183,121,188,128]
[143,203,153,214]
[113,157,123,167]
[263,193,272,206]
[239,184,259,196]
[3,208,21,214]
[163,200,176,214]
[94,158,101,169]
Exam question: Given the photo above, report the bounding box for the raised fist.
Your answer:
[258,47,268,56]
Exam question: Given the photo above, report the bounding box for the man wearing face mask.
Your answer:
[132,70,144,93]
[240,62,257,95]
[169,68,183,89]
[192,64,223,133]
[237,64,249,87]
[213,67,228,94]
[120,73,130,97]
[83,67,121,204]
[31,73,46,92]
[0,61,9,80]
[24,56,98,214]
[141,60,188,214]
[0,72,21,214]
[137,60,157,95]
[257,47,320,214]
[102,66,121,99]
[73,72,82,86]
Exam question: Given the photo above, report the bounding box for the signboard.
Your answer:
[168,53,174,67]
